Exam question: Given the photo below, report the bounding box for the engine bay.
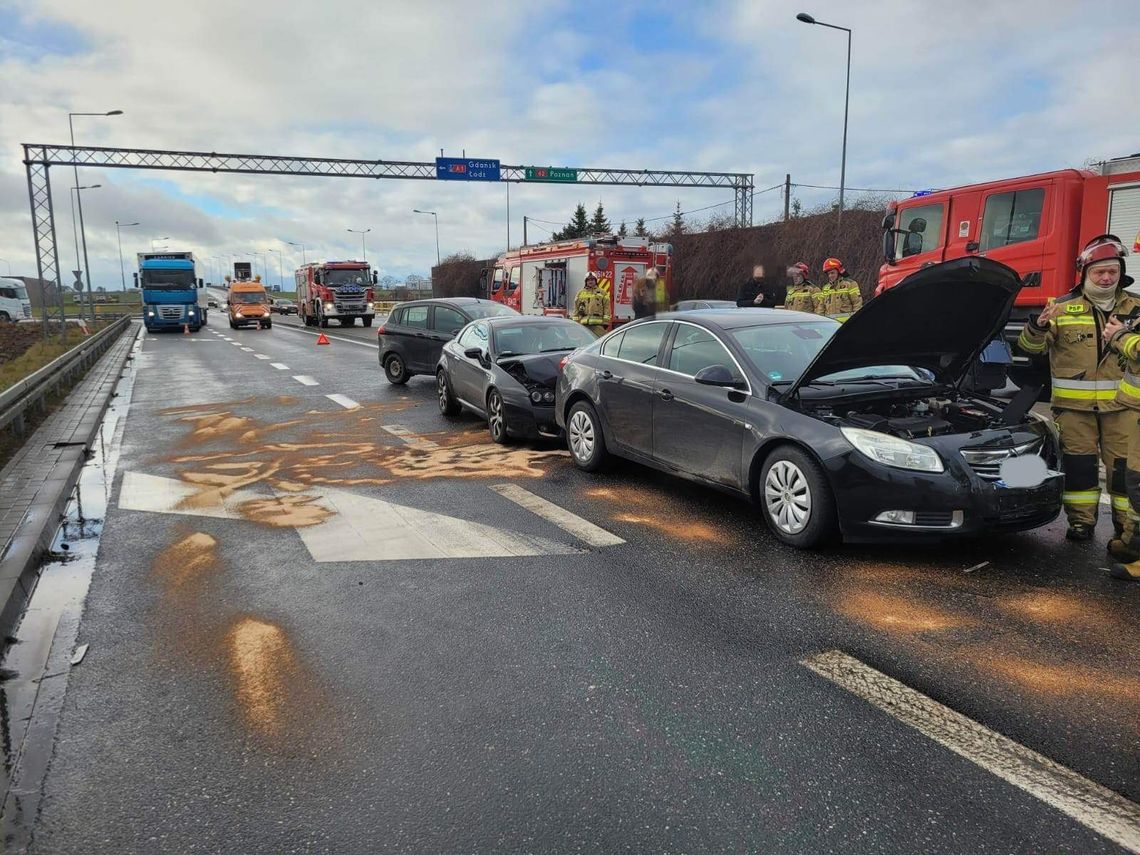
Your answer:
[809,396,1015,439]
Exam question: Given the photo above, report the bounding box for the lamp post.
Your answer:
[265,249,283,291]
[413,210,441,267]
[115,220,139,292]
[287,241,307,266]
[796,12,851,230]
[69,109,122,325]
[69,184,101,322]
[347,228,371,262]
[0,258,10,275]
[151,236,170,250]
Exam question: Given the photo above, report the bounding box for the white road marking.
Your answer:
[295,486,578,561]
[489,483,624,547]
[231,342,243,347]
[118,472,251,519]
[381,424,439,450]
[276,323,379,349]
[240,347,254,352]
[293,375,320,386]
[801,650,1140,853]
[270,363,289,370]
[326,393,360,410]
[254,354,271,360]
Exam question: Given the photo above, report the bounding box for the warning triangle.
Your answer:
[316,333,330,345]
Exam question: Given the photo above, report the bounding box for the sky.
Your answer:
[1,0,1137,290]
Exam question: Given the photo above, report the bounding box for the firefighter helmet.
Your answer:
[822,257,844,274]
[1076,234,1127,276]
[789,261,810,278]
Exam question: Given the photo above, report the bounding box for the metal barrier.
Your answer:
[0,316,132,437]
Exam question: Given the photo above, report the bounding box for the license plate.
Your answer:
[996,455,1049,488]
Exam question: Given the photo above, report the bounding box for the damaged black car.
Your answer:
[555,257,1063,548]
[437,316,598,443]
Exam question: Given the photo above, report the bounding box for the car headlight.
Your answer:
[840,427,944,473]
[324,302,334,311]
[146,310,155,317]
[366,302,374,311]
[235,310,243,317]
[188,309,195,316]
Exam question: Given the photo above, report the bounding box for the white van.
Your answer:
[0,277,32,322]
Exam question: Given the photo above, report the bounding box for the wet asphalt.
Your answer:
[17,314,1139,853]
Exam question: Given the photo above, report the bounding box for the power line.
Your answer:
[791,182,921,194]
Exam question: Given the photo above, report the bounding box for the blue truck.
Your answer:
[134,251,207,332]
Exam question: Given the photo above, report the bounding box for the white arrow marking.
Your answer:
[489,483,624,547]
[118,471,256,519]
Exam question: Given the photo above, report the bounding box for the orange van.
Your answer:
[227,279,272,329]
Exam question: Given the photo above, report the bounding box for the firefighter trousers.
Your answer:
[1053,408,1131,534]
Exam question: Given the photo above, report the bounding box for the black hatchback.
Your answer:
[377,298,518,384]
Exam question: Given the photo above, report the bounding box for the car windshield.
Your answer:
[726,322,924,385]
[140,269,196,289]
[325,270,369,286]
[233,292,267,304]
[465,303,519,320]
[494,322,596,356]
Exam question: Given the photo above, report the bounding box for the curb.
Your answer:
[0,324,139,640]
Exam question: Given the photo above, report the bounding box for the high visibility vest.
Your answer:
[574,288,610,326]
[1017,291,1140,412]
[785,285,820,313]
[818,277,862,319]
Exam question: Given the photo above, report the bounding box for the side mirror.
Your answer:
[694,364,746,388]
[463,347,483,360]
[197,278,204,289]
[132,272,139,288]
[372,270,379,285]
[478,269,489,295]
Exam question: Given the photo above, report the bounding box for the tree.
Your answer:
[617,221,628,238]
[553,203,591,241]
[670,201,685,236]
[790,197,803,219]
[379,274,399,290]
[634,217,648,238]
[589,201,611,236]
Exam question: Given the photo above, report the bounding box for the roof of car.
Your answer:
[653,308,831,330]
[483,315,578,326]
[398,297,497,307]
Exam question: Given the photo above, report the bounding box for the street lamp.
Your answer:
[796,11,851,229]
[265,248,283,292]
[0,258,10,275]
[115,220,140,291]
[69,109,122,324]
[286,241,307,266]
[151,236,170,249]
[69,184,101,323]
[347,228,371,262]
[413,209,441,267]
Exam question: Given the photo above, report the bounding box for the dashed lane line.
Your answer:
[489,483,624,547]
[240,347,254,352]
[254,354,271,360]
[270,363,289,370]
[801,650,1140,853]
[275,323,379,349]
[326,393,360,410]
[381,424,439,450]
[292,375,320,386]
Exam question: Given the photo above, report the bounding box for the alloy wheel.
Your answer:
[488,392,504,440]
[568,410,594,463]
[437,373,448,412]
[764,460,812,534]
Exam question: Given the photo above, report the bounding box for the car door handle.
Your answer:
[600,369,623,381]
[415,332,428,338]
[658,389,674,401]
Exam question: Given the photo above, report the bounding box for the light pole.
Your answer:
[250,251,266,283]
[265,248,283,292]
[115,220,139,292]
[287,241,307,266]
[69,184,101,323]
[0,258,10,275]
[413,210,441,267]
[70,109,122,325]
[347,228,371,262]
[796,12,851,230]
[151,236,170,250]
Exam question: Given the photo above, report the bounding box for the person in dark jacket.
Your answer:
[735,265,784,308]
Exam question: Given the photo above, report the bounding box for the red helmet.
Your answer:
[1076,234,1127,275]
[788,262,810,277]
[822,257,844,273]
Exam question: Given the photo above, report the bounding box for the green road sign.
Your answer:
[524,167,578,182]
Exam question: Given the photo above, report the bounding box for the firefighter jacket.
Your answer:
[574,287,611,327]
[785,282,820,314]
[817,277,862,318]
[1108,318,1140,410]
[1017,289,1140,412]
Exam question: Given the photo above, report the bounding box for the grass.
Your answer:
[0,319,116,391]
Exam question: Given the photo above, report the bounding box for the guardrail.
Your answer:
[0,316,132,437]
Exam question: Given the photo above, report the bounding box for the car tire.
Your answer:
[319,313,329,328]
[384,353,409,385]
[0,312,11,323]
[566,400,607,471]
[758,445,838,549]
[362,317,373,328]
[229,320,236,329]
[437,370,461,416]
[487,389,509,444]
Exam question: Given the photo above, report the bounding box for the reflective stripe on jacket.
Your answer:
[1109,327,1140,410]
[1017,291,1140,412]
[817,277,862,318]
[574,289,611,326]
[784,285,820,313]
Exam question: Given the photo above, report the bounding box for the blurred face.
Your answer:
[788,269,804,285]
[1085,260,1121,289]
[753,265,765,279]
[827,269,839,284]
[584,277,597,290]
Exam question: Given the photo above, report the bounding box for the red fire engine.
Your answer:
[483,236,673,328]
[877,154,1140,338]
[295,260,377,328]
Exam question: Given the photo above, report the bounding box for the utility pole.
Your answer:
[506,182,511,250]
[784,174,791,221]
[523,216,528,247]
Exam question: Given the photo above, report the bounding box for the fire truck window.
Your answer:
[506,267,520,293]
[404,306,429,329]
[981,188,1045,251]
[894,203,944,259]
[491,268,504,294]
[433,306,466,335]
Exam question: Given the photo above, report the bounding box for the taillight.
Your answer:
[377,325,385,336]
[558,355,571,372]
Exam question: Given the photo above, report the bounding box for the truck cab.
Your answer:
[136,253,206,332]
[0,277,32,322]
[227,280,272,329]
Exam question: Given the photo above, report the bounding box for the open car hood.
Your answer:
[786,257,1022,397]
[497,352,566,388]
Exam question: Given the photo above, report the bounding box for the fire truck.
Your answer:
[295,260,377,328]
[483,236,672,328]
[877,154,1140,342]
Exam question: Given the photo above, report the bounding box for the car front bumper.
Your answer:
[502,391,561,439]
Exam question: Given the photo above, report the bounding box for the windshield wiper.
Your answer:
[539,347,573,353]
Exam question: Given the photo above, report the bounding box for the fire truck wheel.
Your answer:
[319,313,329,328]
[567,400,607,472]
[362,317,373,328]
[487,389,509,444]
[384,354,409,385]
[437,370,461,416]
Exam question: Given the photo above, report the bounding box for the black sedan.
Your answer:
[378,298,519,384]
[438,316,597,443]
[271,299,297,315]
[555,258,1062,548]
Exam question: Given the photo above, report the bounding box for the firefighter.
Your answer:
[817,258,862,320]
[784,262,820,313]
[1018,234,1140,543]
[573,273,610,334]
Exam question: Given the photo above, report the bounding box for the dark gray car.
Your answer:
[378,298,518,384]
[437,316,597,442]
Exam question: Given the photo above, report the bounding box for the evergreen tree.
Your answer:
[554,203,591,241]
[617,220,628,238]
[671,201,685,236]
[634,217,648,238]
[589,201,611,235]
